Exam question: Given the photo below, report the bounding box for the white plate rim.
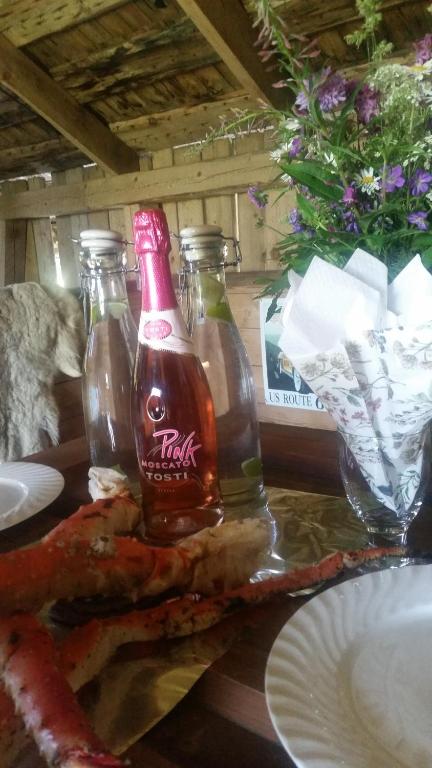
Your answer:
[0,462,64,529]
[265,564,432,768]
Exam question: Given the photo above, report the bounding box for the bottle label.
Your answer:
[138,309,193,354]
[140,428,203,485]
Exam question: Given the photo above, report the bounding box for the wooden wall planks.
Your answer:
[26,176,58,286]
[0,218,4,286]
[36,135,281,289]
[1,179,28,284]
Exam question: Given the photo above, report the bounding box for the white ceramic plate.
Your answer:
[0,462,64,530]
[265,565,432,768]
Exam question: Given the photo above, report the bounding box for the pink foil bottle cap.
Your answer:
[133,209,171,257]
[133,209,176,311]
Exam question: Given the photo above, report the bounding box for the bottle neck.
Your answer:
[183,264,227,334]
[187,263,226,288]
[82,270,131,334]
[139,251,177,312]
[85,271,128,303]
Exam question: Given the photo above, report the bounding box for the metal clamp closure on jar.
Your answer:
[75,229,141,280]
[78,230,138,309]
[76,229,138,332]
[176,225,242,274]
[76,229,126,275]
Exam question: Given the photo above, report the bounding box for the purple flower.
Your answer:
[294,90,309,114]
[342,210,360,234]
[414,33,432,64]
[317,73,347,112]
[384,165,405,193]
[355,84,380,124]
[247,186,268,209]
[343,185,357,205]
[410,169,432,196]
[407,211,429,230]
[289,208,303,233]
[288,136,302,158]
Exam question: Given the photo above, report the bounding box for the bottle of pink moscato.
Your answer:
[131,208,223,544]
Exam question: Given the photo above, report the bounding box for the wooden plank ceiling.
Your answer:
[0,0,428,180]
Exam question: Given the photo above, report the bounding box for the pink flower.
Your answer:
[343,186,357,205]
[414,33,432,64]
[247,186,268,209]
[355,84,380,124]
[294,89,309,114]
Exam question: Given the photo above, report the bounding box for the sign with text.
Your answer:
[259,298,325,412]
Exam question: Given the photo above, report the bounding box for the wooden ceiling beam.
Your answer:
[49,18,197,82]
[0,0,422,49]
[110,92,260,151]
[55,33,220,104]
[175,0,285,109]
[0,0,127,47]
[277,0,427,36]
[0,34,140,174]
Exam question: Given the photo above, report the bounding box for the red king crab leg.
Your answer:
[0,496,140,766]
[43,496,141,545]
[0,517,269,613]
[0,613,124,768]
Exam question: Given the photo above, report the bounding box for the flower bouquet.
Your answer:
[232,1,432,294]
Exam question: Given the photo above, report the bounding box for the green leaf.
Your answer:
[361,203,406,227]
[255,271,289,298]
[308,96,326,129]
[411,233,432,250]
[296,192,316,223]
[290,159,340,183]
[266,296,281,321]
[280,161,343,202]
[324,143,363,163]
[421,246,432,266]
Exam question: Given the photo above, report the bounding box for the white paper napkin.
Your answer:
[388,254,432,322]
[279,251,432,515]
[88,466,130,501]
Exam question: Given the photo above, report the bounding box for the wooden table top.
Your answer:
[8,423,432,768]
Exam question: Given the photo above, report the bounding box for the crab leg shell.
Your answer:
[0,613,124,768]
[43,496,141,545]
[0,518,269,614]
[0,537,160,614]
